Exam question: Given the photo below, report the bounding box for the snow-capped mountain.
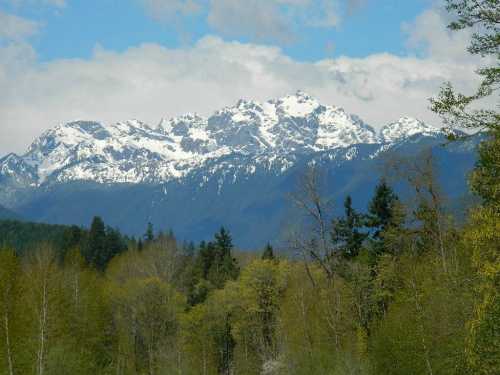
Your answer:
[1,91,476,248]
[0,91,444,186]
[379,117,444,144]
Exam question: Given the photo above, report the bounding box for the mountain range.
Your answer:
[0,91,480,248]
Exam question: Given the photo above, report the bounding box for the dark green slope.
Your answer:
[0,219,74,255]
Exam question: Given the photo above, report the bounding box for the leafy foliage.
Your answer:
[430,3,499,373]
[431,0,499,133]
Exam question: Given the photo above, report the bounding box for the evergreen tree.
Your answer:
[367,180,400,238]
[214,227,233,259]
[210,227,239,288]
[103,227,126,265]
[62,225,84,252]
[82,217,107,270]
[187,241,216,306]
[331,196,367,258]
[191,229,240,295]
[197,241,214,280]
[366,180,402,256]
[262,243,275,260]
[144,222,155,243]
[82,217,125,271]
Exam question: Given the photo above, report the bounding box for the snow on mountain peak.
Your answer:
[380,117,443,143]
[2,94,445,185]
[316,107,378,148]
[158,113,206,135]
[272,90,321,118]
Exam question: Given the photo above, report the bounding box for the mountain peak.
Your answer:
[292,89,312,98]
[158,113,206,136]
[279,90,316,101]
[235,98,260,108]
[1,92,449,186]
[379,117,443,143]
[272,91,321,118]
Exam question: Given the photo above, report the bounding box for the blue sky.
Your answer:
[0,0,483,155]
[2,0,430,62]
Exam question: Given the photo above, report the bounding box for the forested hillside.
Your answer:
[0,220,76,256]
[0,218,129,261]
[0,1,498,375]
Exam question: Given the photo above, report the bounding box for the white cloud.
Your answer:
[0,5,491,156]
[0,11,40,41]
[0,50,482,155]
[403,7,474,62]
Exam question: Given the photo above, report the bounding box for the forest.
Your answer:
[1,157,498,375]
[0,1,499,374]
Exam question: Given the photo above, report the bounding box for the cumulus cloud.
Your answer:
[0,11,40,41]
[0,5,491,156]
[403,7,474,62]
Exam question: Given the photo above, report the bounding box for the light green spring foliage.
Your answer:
[0,248,23,375]
[0,196,496,375]
[370,252,474,375]
[463,207,500,375]
[0,158,495,375]
[108,277,185,374]
[430,1,500,374]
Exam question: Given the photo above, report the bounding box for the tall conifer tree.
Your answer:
[331,196,367,258]
[83,217,106,270]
